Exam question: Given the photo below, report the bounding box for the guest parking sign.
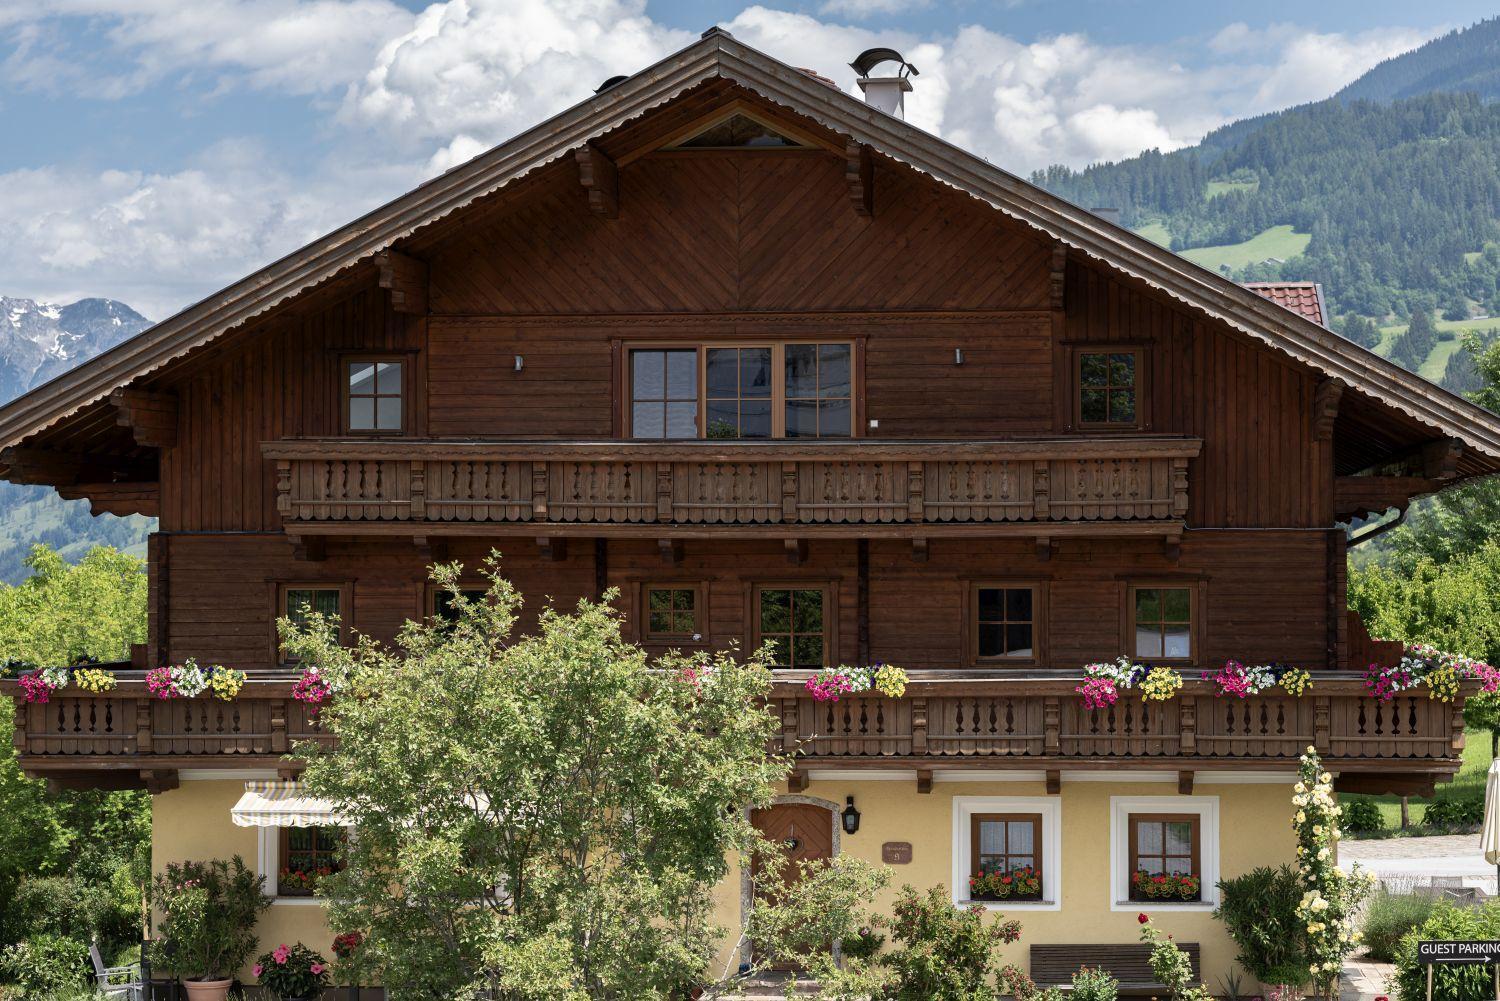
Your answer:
[1419,941,1500,1001]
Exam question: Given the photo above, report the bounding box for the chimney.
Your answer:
[849,47,918,119]
[1091,207,1122,227]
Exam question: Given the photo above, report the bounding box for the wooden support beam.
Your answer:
[916,769,933,794]
[784,538,808,565]
[788,769,809,794]
[1332,773,1435,797]
[1050,246,1067,312]
[1035,536,1055,562]
[140,769,179,795]
[1045,769,1061,795]
[1312,379,1342,441]
[1334,475,1440,521]
[109,388,178,448]
[288,534,326,562]
[413,535,446,564]
[658,538,683,565]
[374,250,429,314]
[55,482,160,518]
[537,536,567,562]
[911,537,928,562]
[1163,533,1181,563]
[845,140,873,217]
[1178,770,1194,795]
[575,144,619,218]
[1421,437,1463,480]
[0,446,83,484]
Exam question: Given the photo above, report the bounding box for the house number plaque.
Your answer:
[882,842,913,864]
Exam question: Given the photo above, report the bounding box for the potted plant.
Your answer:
[254,942,332,1001]
[968,865,1042,902]
[150,856,270,1001]
[1131,869,1201,902]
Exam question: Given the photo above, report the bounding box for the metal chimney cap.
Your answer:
[849,47,918,78]
[595,75,628,94]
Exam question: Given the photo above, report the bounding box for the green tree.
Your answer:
[288,556,883,1001]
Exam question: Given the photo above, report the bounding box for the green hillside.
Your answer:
[1176,225,1310,273]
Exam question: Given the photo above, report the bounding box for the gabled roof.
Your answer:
[1243,281,1327,328]
[3,26,1500,463]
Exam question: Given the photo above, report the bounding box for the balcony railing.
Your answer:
[5,675,1464,789]
[262,437,1199,535]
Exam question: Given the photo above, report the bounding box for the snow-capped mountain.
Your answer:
[0,296,151,402]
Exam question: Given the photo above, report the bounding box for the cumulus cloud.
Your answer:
[818,0,930,18]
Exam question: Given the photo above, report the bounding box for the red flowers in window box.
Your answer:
[968,865,1042,901]
[1131,869,1201,901]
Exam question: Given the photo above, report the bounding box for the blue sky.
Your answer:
[0,1,1485,318]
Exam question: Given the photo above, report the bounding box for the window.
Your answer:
[344,358,405,434]
[970,814,1043,901]
[754,585,830,669]
[951,797,1060,910]
[432,587,489,625]
[1109,796,1218,910]
[275,583,350,662]
[1128,814,1200,902]
[1077,350,1138,428]
[627,343,855,439]
[1130,585,1194,661]
[645,584,700,640]
[277,826,346,897]
[972,585,1038,662]
[674,112,805,149]
[630,349,698,439]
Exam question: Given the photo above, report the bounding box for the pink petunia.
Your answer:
[252,964,262,978]
[311,962,325,975]
[273,944,290,965]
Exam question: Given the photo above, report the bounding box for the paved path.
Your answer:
[1340,833,1497,894]
[1342,956,1395,1001]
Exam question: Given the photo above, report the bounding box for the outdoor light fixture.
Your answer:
[954,347,964,365]
[841,795,861,835]
[514,355,524,372]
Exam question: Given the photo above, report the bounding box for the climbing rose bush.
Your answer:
[1293,748,1373,1000]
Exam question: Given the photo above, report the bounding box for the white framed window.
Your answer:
[951,796,1062,911]
[255,825,350,907]
[1108,795,1219,912]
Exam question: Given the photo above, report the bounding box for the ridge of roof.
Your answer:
[3,28,1499,461]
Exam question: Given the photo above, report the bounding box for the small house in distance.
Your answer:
[3,28,1499,989]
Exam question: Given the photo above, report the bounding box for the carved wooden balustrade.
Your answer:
[776,680,1466,776]
[263,437,1199,536]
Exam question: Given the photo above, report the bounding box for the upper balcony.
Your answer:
[262,436,1199,540]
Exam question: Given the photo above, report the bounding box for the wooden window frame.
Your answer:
[623,341,861,440]
[276,825,345,897]
[1124,581,1201,666]
[965,581,1047,667]
[637,580,710,646]
[969,812,1044,895]
[271,581,352,664]
[747,580,838,670]
[425,582,492,621]
[340,353,413,436]
[1067,344,1150,432]
[1126,813,1201,900]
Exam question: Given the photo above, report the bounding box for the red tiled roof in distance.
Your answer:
[797,67,842,90]
[1242,281,1327,328]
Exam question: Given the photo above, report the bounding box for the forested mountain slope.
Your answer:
[1337,17,1500,103]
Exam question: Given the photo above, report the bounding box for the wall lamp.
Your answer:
[954,347,964,365]
[514,355,524,372]
[841,795,861,835]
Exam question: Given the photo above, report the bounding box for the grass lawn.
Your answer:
[1205,178,1259,198]
[1418,338,1465,381]
[1134,221,1172,247]
[1343,727,1493,830]
[1376,315,1500,340]
[1178,225,1312,272]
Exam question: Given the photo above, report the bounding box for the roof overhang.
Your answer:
[3,27,1500,466]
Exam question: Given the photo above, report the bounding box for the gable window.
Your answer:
[970,584,1039,663]
[970,814,1043,902]
[344,357,405,434]
[1129,585,1194,661]
[645,584,701,640]
[753,584,831,669]
[1127,814,1200,902]
[671,112,807,150]
[277,826,346,897]
[1076,350,1138,428]
[627,343,855,439]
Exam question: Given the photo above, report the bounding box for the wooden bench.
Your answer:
[1030,943,1201,995]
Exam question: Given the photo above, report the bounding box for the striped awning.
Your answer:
[230,781,347,828]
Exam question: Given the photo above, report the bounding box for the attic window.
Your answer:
[673,113,805,150]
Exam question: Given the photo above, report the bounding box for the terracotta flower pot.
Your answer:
[182,979,233,1001]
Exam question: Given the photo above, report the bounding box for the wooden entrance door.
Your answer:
[750,802,834,966]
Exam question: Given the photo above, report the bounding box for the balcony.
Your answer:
[6,674,1464,794]
[262,436,1199,539]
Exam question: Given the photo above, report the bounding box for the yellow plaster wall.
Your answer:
[153,780,336,982]
[712,777,1296,988]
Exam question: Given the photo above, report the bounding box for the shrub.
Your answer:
[840,926,885,961]
[1342,799,1386,833]
[1393,901,1500,1001]
[1071,965,1120,1001]
[1139,915,1212,1001]
[1363,885,1438,963]
[0,934,88,999]
[1214,866,1310,985]
[1423,797,1484,827]
[998,965,1064,1001]
[149,856,269,982]
[0,872,138,960]
[880,884,1021,1000]
[254,942,331,999]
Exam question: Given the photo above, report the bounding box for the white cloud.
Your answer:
[818,0,930,18]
